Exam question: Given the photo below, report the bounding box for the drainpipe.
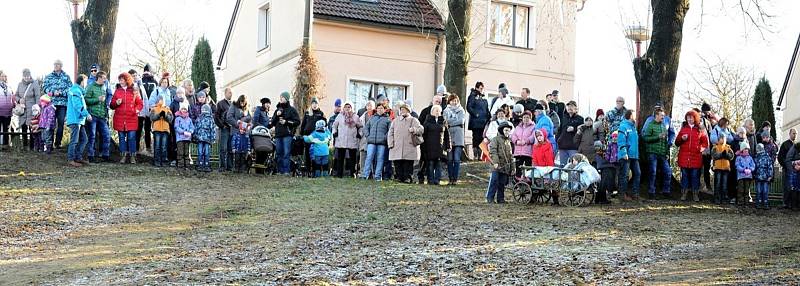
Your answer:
[303,0,312,46]
[433,33,442,93]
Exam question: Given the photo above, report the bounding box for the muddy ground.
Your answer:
[1,150,799,285]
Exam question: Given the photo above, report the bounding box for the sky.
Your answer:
[1,0,797,126]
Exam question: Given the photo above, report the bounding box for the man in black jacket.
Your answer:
[547,90,566,125]
[556,101,583,166]
[467,82,489,159]
[270,91,300,175]
[516,88,537,113]
[215,88,233,171]
[778,128,797,208]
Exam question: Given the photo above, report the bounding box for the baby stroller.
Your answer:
[249,126,276,175]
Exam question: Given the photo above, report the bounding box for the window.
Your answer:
[490,2,531,48]
[258,5,271,51]
[348,80,409,111]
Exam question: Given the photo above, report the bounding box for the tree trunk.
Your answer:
[71,0,120,76]
[633,0,689,128]
[444,0,471,103]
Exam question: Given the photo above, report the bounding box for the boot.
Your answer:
[120,153,127,164]
[681,189,688,201]
[130,155,137,164]
[693,190,700,202]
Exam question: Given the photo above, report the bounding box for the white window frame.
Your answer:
[258,3,271,52]
[488,1,535,49]
[346,76,413,112]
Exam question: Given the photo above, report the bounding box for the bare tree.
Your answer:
[683,56,755,128]
[123,17,195,84]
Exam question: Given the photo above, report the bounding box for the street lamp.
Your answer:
[625,25,650,113]
[67,0,87,79]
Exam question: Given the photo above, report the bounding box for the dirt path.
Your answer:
[1,152,799,285]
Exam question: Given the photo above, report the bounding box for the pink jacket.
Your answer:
[511,121,536,157]
[0,85,13,117]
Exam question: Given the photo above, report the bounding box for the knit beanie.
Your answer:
[40,94,51,103]
[311,97,319,105]
[280,91,291,102]
[436,84,447,95]
[739,141,750,151]
[334,98,343,107]
[201,104,212,114]
[198,81,210,92]
[701,102,712,112]
[756,143,765,154]
[315,119,326,130]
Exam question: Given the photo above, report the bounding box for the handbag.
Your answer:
[11,84,31,117]
[412,133,424,146]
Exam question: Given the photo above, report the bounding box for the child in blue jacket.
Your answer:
[304,120,332,177]
[754,143,774,209]
[735,142,755,206]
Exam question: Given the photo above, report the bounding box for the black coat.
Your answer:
[301,109,326,136]
[549,101,566,124]
[270,102,300,138]
[517,98,538,113]
[214,98,231,128]
[422,116,450,160]
[466,88,490,130]
[557,113,583,150]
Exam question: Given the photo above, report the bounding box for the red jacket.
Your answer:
[110,86,143,131]
[532,128,555,167]
[675,123,708,169]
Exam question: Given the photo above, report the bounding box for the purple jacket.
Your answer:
[174,114,195,142]
[735,154,755,180]
[38,103,56,129]
[0,92,13,117]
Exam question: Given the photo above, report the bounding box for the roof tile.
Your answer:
[314,0,445,31]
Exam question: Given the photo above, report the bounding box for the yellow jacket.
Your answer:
[150,103,174,133]
[711,143,734,171]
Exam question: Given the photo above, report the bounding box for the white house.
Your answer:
[217,0,578,114]
[778,33,800,138]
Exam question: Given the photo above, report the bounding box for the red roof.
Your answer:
[314,0,445,31]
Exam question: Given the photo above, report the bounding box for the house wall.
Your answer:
[312,20,439,113]
[219,0,306,106]
[433,0,577,100]
[782,54,800,138]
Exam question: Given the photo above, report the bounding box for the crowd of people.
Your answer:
[1,64,800,210]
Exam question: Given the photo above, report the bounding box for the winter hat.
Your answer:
[513,104,524,114]
[498,83,509,95]
[54,59,63,65]
[498,122,512,135]
[40,94,51,104]
[198,81,210,92]
[739,141,750,151]
[654,101,664,108]
[436,84,447,95]
[334,98,343,107]
[311,97,319,105]
[315,119,326,130]
[90,64,98,71]
[260,97,271,105]
[756,143,765,154]
[701,102,712,112]
[201,104,212,115]
[593,141,605,151]
[22,68,31,77]
[196,90,207,100]
[280,91,291,102]
[611,131,619,141]
[376,94,387,103]
[534,103,545,111]
[179,101,190,111]
[760,130,771,139]
[551,90,559,96]
[566,100,577,107]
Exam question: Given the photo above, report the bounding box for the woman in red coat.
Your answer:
[532,128,555,167]
[110,73,143,164]
[675,110,709,201]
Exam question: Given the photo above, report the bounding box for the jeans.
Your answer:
[558,149,578,166]
[312,155,330,177]
[67,124,87,161]
[648,154,672,194]
[197,142,211,167]
[218,127,232,170]
[53,105,67,148]
[275,136,293,174]
[486,171,508,203]
[448,146,463,181]
[755,181,770,205]
[362,144,386,180]
[618,158,641,196]
[681,168,701,191]
[427,159,442,184]
[42,128,53,152]
[153,131,168,164]
[118,130,137,153]
[137,117,152,151]
[0,116,9,145]
[714,170,729,203]
[86,117,110,158]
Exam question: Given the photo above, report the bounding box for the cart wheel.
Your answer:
[535,186,551,204]
[512,182,533,204]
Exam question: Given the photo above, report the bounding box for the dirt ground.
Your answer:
[1,150,799,285]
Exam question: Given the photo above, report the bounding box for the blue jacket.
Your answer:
[194,113,216,143]
[736,154,755,180]
[617,119,639,159]
[754,152,774,181]
[174,114,195,142]
[709,125,734,145]
[65,84,89,126]
[43,71,72,106]
[641,114,675,146]
[148,87,173,109]
[466,88,490,130]
[535,112,557,153]
[304,129,331,157]
[252,106,270,128]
